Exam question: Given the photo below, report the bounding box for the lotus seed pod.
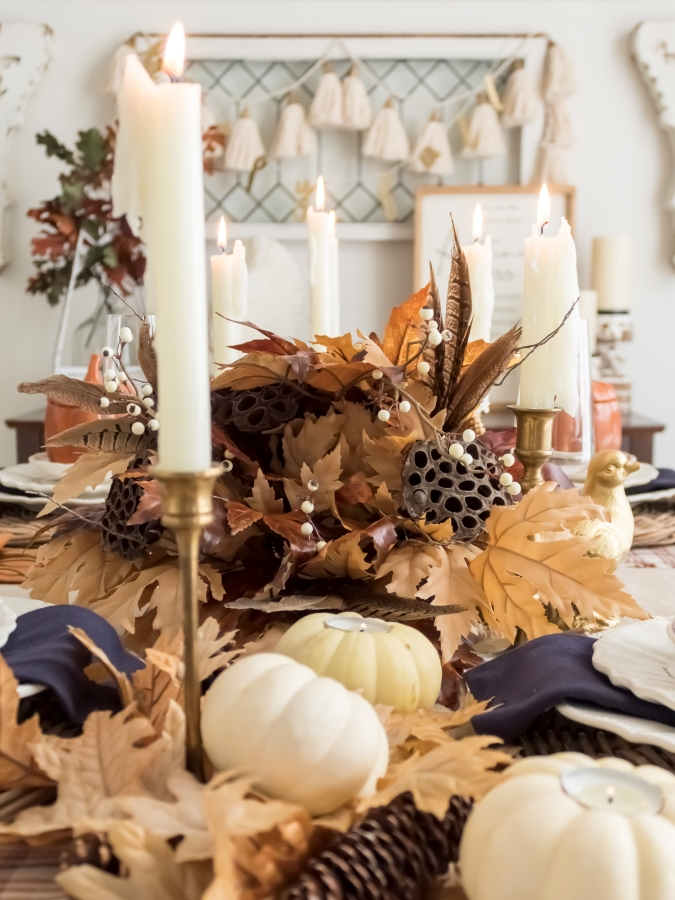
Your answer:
[462,429,476,442]
[500,472,514,486]
[417,361,430,375]
[104,380,118,393]
[148,419,159,432]
[131,421,145,436]
[399,400,411,413]
[419,307,434,321]
[99,397,110,409]
[119,327,133,343]
[449,443,464,459]
[378,409,391,422]
[301,522,314,536]
[372,369,383,380]
[461,453,473,467]
[301,500,314,514]
[502,453,515,467]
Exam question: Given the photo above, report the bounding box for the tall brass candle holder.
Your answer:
[154,465,223,781]
[508,406,561,493]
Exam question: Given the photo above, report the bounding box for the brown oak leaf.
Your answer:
[382,283,429,367]
[282,410,343,479]
[226,501,264,536]
[302,532,372,580]
[245,470,283,514]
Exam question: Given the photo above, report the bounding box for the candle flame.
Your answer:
[316,175,325,212]
[163,22,186,79]
[328,210,336,231]
[606,786,616,803]
[472,203,483,242]
[217,216,227,250]
[537,183,550,231]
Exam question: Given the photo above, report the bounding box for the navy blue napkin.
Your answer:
[2,605,144,723]
[466,632,675,741]
[626,468,675,496]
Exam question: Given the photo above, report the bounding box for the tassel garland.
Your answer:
[309,68,343,129]
[224,112,266,173]
[544,43,577,103]
[461,97,506,159]
[362,100,410,162]
[269,102,317,158]
[409,117,453,174]
[502,62,541,128]
[534,41,577,185]
[342,66,373,130]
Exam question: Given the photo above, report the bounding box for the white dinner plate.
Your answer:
[0,489,107,509]
[0,465,110,498]
[565,461,658,490]
[593,618,675,712]
[0,593,51,698]
[557,702,675,753]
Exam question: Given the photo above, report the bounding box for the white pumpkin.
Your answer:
[460,752,675,900]
[275,612,442,712]
[201,652,389,815]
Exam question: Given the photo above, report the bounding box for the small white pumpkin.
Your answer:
[201,652,389,815]
[274,612,442,712]
[460,752,675,900]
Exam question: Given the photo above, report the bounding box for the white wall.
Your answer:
[0,0,674,465]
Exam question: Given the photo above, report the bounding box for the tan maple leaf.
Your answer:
[469,482,649,642]
[56,820,210,900]
[381,283,429,366]
[0,655,50,789]
[374,542,440,598]
[245,469,283,514]
[370,482,401,519]
[285,444,343,514]
[302,532,372,580]
[358,736,511,820]
[23,532,138,606]
[378,701,490,748]
[361,432,415,491]
[211,352,293,391]
[38,451,137,518]
[68,626,135,707]
[282,410,344,479]
[403,515,455,542]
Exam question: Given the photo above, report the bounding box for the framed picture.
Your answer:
[414,185,576,340]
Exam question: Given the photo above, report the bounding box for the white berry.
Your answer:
[428,320,439,331]
[417,360,430,375]
[399,400,411,413]
[222,460,233,472]
[449,442,464,459]
[441,330,452,341]
[99,397,110,409]
[462,429,476,442]
[461,453,473,467]
[119,327,133,343]
[301,522,314,536]
[428,330,442,346]
[419,307,434,321]
[117,371,128,383]
[502,453,515,467]
[224,450,235,459]
[507,482,521,495]
[307,479,319,492]
[142,397,154,408]
[148,419,159,431]
[378,409,391,422]
[101,346,115,358]
[104,380,118,393]
[126,403,140,416]
[103,368,117,382]
[131,421,145,435]
[500,472,514,486]
[316,540,327,551]
[372,369,383,380]
[301,500,314,514]
[141,384,153,397]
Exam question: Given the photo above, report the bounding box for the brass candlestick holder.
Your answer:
[508,406,561,493]
[154,465,223,781]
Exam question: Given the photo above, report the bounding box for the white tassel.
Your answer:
[362,101,410,162]
[224,112,266,173]
[542,101,575,148]
[202,99,224,169]
[409,117,453,174]
[309,68,343,130]
[461,99,506,158]
[502,63,541,128]
[342,66,372,131]
[537,145,569,184]
[269,102,317,158]
[106,44,135,95]
[544,43,577,103]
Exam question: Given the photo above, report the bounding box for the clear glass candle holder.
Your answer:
[551,318,594,466]
[105,314,155,386]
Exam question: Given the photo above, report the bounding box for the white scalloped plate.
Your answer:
[557,702,675,753]
[593,618,675,712]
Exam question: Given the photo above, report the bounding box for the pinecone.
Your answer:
[212,384,300,433]
[101,454,160,560]
[284,793,473,900]
[60,832,123,876]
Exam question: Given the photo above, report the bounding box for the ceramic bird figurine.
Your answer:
[572,448,640,567]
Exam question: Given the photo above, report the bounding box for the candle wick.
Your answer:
[168,74,180,84]
[540,221,549,236]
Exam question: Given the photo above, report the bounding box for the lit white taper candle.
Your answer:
[462,203,494,343]
[519,183,580,415]
[307,176,335,338]
[210,217,248,369]
[112,23,212,472]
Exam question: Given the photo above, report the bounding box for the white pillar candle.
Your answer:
[307,176,334,338]
[519,183,580,416]
[590,235,633,312]
[462,203,494,343]
[112,23,211,472]
[328,210,341,336]
[210,217,248,370]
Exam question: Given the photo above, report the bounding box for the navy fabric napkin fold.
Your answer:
[2,605,144,723]
[465,632,675,741]
[625,468,675,495]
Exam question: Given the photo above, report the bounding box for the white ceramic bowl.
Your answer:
[27,453,71,481]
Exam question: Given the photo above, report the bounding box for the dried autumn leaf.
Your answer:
[138,320,158,389]
[47,417,155,453]
[304,360,376,394]
[282,410,343,479]
[358,736,510,820]
[226,501,263,536]
[68,626,135,707]
[375,542,440,598]
[127,479,163,525]
[469,482,649,642]
[313,333,359,361]
[302,533,372,580]
[38,450,135,518]
[335,471,374,505]
[288,444,343,514]
[18,374,128,415]
[245,470,283,514]
[403,515,455,542]
[0,655,50,789]
[379,702,490,748]
[210,352,292,391]
[263,511,316,561]
[370,482,401,518]
[361,432,415,491]
[382,284,429,367]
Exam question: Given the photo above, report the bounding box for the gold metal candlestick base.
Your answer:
[508,406,560,494]
[154,465,223,781]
